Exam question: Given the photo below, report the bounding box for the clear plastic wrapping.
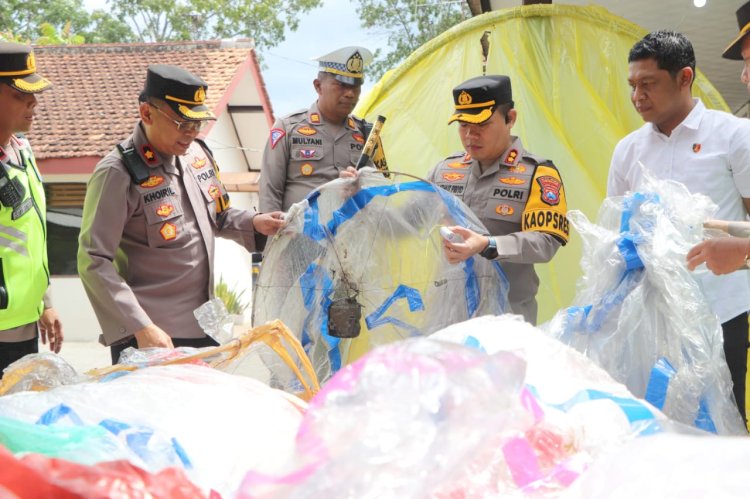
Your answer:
[253,168,510,389]
[542,174,745,435]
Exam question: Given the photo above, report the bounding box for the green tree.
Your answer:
[36,22,86,46]
[108,0,323,50]
[355,0,472,79]
[0,0,133,44]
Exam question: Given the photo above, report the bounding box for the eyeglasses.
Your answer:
[149,103,208,133]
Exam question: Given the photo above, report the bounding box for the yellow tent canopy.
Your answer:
[356,4,729,322]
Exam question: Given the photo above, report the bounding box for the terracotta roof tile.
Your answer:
[28,40,256,159]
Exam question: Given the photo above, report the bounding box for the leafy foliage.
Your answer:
[1,0,322,50]
[107,0,322,50]
[0,0,129,44]
[214,276,249,315]
[355,0,472,79]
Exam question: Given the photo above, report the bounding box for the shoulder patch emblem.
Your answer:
[495,204,515,216]
[208,184,220,200]
[300,163,314,176]
[297,126,317,136]
[142,145,157,164]
[270,128,286,149]
[159,222,177,241]
[352,133,365,144]
[310,113,321,124]
[442,172,466,182]
[156,203,175,217]
[140,175,164,188]
[537,175,562,206]
[499,177,525,185]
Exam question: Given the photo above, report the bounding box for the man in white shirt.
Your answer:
[608,30,750,424]
[688,2,750,280]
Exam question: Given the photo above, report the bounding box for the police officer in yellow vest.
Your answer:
[431,75,569,325]
[259,46,388,213]
[0,42,63,373]
[78,65,284,364]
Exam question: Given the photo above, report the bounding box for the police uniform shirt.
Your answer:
[0,137,50,343]
[428,136,569,324]
[78,122,260,346]
[259,101,372,213]
[608,99,750,324]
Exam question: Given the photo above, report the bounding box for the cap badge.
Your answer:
[458,91,473,106]
[194,86,206,104]
[26,52,35,71]
[346,51,364,73]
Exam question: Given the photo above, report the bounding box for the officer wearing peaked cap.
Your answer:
[78,64,284,364]
[259,46,389,213]
[429,75,569,325]
[0,42,64,373]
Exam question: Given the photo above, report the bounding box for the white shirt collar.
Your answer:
[648,98,704,136]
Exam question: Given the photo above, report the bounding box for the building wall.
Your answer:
[50,277,101,343]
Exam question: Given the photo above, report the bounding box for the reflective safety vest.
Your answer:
[0,135,48,330]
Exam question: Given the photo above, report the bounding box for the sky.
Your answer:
[83,0,390,117]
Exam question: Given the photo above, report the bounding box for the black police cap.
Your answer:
[449,75,513,124]
[724,1,750,60]
[140,64,215,121]
[0,42,51,94]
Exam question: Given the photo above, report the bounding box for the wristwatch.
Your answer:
[479,236,498,260]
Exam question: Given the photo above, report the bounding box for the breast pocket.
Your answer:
[484,199,524,224]
[143,196,185,248]
[289,147,328,179]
